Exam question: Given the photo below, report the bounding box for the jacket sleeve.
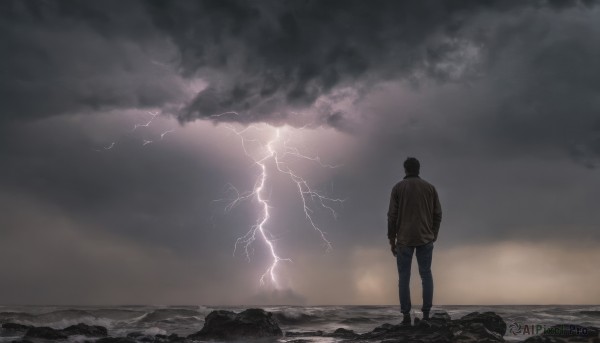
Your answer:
[387,185,399,242]
[432,188,442,240]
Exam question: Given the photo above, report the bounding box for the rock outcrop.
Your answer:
[187,308,283,340]
[285,311,507,343]
[62,323,108,337]
[522,324,599,343]
[1,322,32,332]
[24,326,68,340]
[21,322,108,340]
[4,309,598,343]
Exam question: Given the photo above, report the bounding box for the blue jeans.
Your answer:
[396,241,434,315]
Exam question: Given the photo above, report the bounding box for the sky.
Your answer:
[1,0,599,306]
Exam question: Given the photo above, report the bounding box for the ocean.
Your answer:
[1,305,599,342]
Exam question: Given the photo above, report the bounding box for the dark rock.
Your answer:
[340,316,375,324]
[62,323,108,337]
[285,330,324,337]
[2,323,32,331]
[126,331,144,338]
[24,326,68,340]
[154,334,185,343]
[359,322,415,340]
[165,333,187,342]
[125,331,152,342]
[457,322,503,342]
[356,310,505,342]
[372,323,396,332]
[431,311,452,322]
[327,327,358,338]
[523,324,600,343]
[188,308,282,340]
[457,311,507,336]
[522,336,570,343]
[96,338,137,343]
[415,318,436,331]
[9,340,34,343]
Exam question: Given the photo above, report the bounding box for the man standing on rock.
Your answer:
[387,157,442,325]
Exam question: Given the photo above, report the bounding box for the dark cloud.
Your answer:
[3,0,599,163]
[1,0,600,305]
[0,0,187,122]
[144,0,597,128]
[2,0,594,126]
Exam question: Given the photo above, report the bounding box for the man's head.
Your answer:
[404,157,420,176]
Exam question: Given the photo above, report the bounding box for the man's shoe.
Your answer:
[422,311,430,321]
[401,314,411,325]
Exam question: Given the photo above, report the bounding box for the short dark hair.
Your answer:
[404,157,420,175]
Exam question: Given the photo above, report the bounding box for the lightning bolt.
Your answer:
[95,111,175,151]
[95,108,343,289]
[220,124,344,287]
[132,119,152,131]
[160,129,175,140]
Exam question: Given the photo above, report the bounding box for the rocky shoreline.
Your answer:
[2,308,598,343]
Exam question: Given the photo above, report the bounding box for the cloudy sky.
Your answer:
[1,0,599,306]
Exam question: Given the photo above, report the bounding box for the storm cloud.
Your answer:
[1,0,599,305]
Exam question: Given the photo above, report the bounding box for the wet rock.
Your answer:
[432,312,452,322]
[2,323,32,332]
[359,321,416,340]
[126,331,145,338]
[153,334,168,342]
[453,322,503,342]
[96,338,137,343]
[165,333,187,342]
[188,308,282,340]
[24,326,68,340]
[328,327,358,339]
[125,331,186,343]
[62,323,108,337]
[522,324,600,343]
[372,323,395,332]
[341,317,376,324]
[153,333,186,343]
[285,330,324,337]
[456,311,507,336]
[354,310,505,342]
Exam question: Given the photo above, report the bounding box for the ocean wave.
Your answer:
[138,308,202,323]
[88,309,146,320]
[141,326,167,336]
[0,309,112,329]
[581,311,600,317]
[0,312,36,322]
[273,309,320,324]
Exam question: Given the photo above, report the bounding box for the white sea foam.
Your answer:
[142,327,167,336]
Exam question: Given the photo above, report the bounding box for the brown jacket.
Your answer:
[387,175,442,246]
